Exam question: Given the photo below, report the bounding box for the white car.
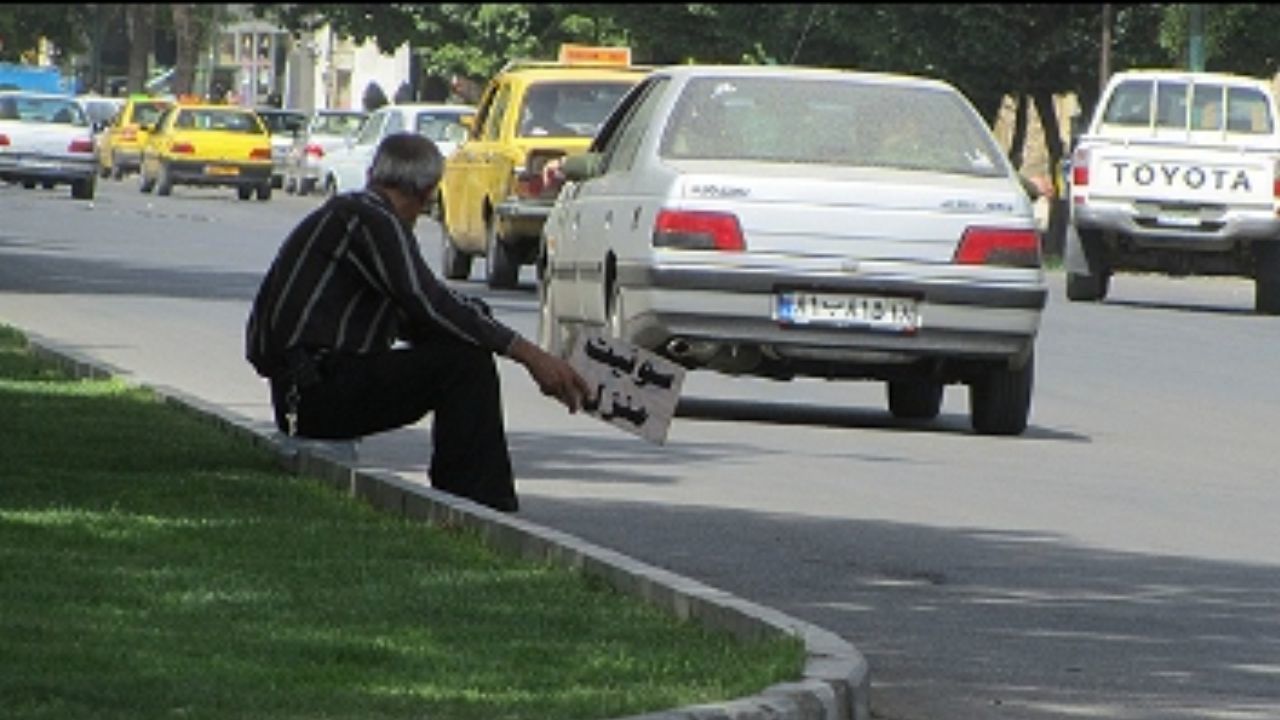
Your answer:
[319,102,473,197]
[539,65,1047,435]
[282,109,367,196]
[0,90,98,199]
[253,108,308,189]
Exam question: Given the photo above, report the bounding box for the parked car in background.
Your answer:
[539,65,1047,435]
[0,90,98,199]
[253,107,307,189]
[282,108,366,196]
[318,102,472,198]
[438,45,647,288]
[138,102,273,200]
[97,95,173,179]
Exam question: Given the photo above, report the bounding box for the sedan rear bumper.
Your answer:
[608,262,1045,376]
[164,160,272,187]
[0,153,96,182]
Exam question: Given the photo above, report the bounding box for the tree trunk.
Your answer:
[125,5,156,94]
[1033,89,1067,260]
[170,4,200,96]
[1009,93,1028,170]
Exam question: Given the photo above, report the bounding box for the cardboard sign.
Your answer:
[567,330,686,444]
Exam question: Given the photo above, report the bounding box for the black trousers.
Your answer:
[269,336,517,512]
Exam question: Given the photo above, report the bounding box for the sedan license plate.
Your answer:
[205,165,239,176]
[775,291,919,332]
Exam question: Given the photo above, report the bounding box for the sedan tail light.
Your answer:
[170,141,195,154]
[305,143,324,159]
[953,227,1041,268]
[120,127,137,142]
[67,138,94,153]
[0,133,9,147]
[653,209,746,251]
[250,147,271,160]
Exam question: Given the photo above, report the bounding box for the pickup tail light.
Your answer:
[514,149,567,200]
[653,209,746,251]
[953,227,1041,268]
[170,141,195,154]
[305,143,324,160]
[250,147,271,161]
[68,138,94,153]
[1071,147,1089,195]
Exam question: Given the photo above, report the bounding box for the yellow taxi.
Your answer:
[138,101,274,200]
[96,95,173,180]
[437,45,648,288]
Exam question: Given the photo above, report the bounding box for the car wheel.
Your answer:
[41,181,55,190]
[98,163,110,180]
[110,153,124,181]
[968,351,1034,436]
[1254,241,1280,315]
[1065,228,1111,302]
[537,274,570,358]
[284,176,297,194]
[71,176,95,200]
[21,180,35,189]
[485,220,519,289]
[298,178,315,196]
[236,185,253,201]
[138,169,154,193]
[256,183,272,201]
[887,380,944,420]
[155,163,173,196]
[439,206,472,280]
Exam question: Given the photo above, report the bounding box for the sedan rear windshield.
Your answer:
[0,95,88,126]
[414,112,469,144]
[658,76,1006,177]
[518,81,636,138]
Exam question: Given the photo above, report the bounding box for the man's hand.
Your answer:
[509,337,590,413]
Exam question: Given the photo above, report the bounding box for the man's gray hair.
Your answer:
[367,132,444,196]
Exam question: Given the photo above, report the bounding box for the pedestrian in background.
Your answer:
[245,132,589,512]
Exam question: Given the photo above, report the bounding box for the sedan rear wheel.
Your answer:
[256,183,272,201]
[968,351,1034,436]
[887,380,944,420]
[485,220,519,289]
[71,176,95,200]
[236,185,253,201]
[155,163,173,196]
[138,169,155,193]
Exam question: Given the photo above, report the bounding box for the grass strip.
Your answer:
[0,324,804,720]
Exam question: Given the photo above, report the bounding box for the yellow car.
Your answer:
[138,102,274,200]
[97,96,173,180]
[437,45,648,288]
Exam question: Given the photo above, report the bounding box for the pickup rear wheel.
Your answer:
[887,380,944,420]
[1255,241,1280,315]
[969,351,1034,436]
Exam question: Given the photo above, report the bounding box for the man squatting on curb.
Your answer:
[245,132,591,512]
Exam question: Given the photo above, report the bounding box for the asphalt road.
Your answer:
[2,179,1278,720]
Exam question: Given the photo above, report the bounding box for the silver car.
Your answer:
[0,91,98,199]
[538,65,1047,435]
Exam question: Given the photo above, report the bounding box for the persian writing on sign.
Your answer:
[567,330,686,445]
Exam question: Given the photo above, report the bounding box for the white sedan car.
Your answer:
[319,102,472,197]
[0,91,98,199]
[539,65,1047,435]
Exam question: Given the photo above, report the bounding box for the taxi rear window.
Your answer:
[175,110,263,133]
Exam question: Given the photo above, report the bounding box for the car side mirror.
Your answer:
[562,152,602,182]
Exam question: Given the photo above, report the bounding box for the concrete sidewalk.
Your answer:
[26,329,871,720]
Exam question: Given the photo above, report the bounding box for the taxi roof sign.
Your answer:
[558,44,631,67]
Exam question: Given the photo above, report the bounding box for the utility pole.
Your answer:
[1099,3,1112,98]
[1188,4,1205,71]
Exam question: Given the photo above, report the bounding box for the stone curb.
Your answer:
[25,333,871,720]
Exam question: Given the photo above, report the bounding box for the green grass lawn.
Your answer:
[0,325,804,720]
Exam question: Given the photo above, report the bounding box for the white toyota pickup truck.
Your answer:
[1066,69,1280,314]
